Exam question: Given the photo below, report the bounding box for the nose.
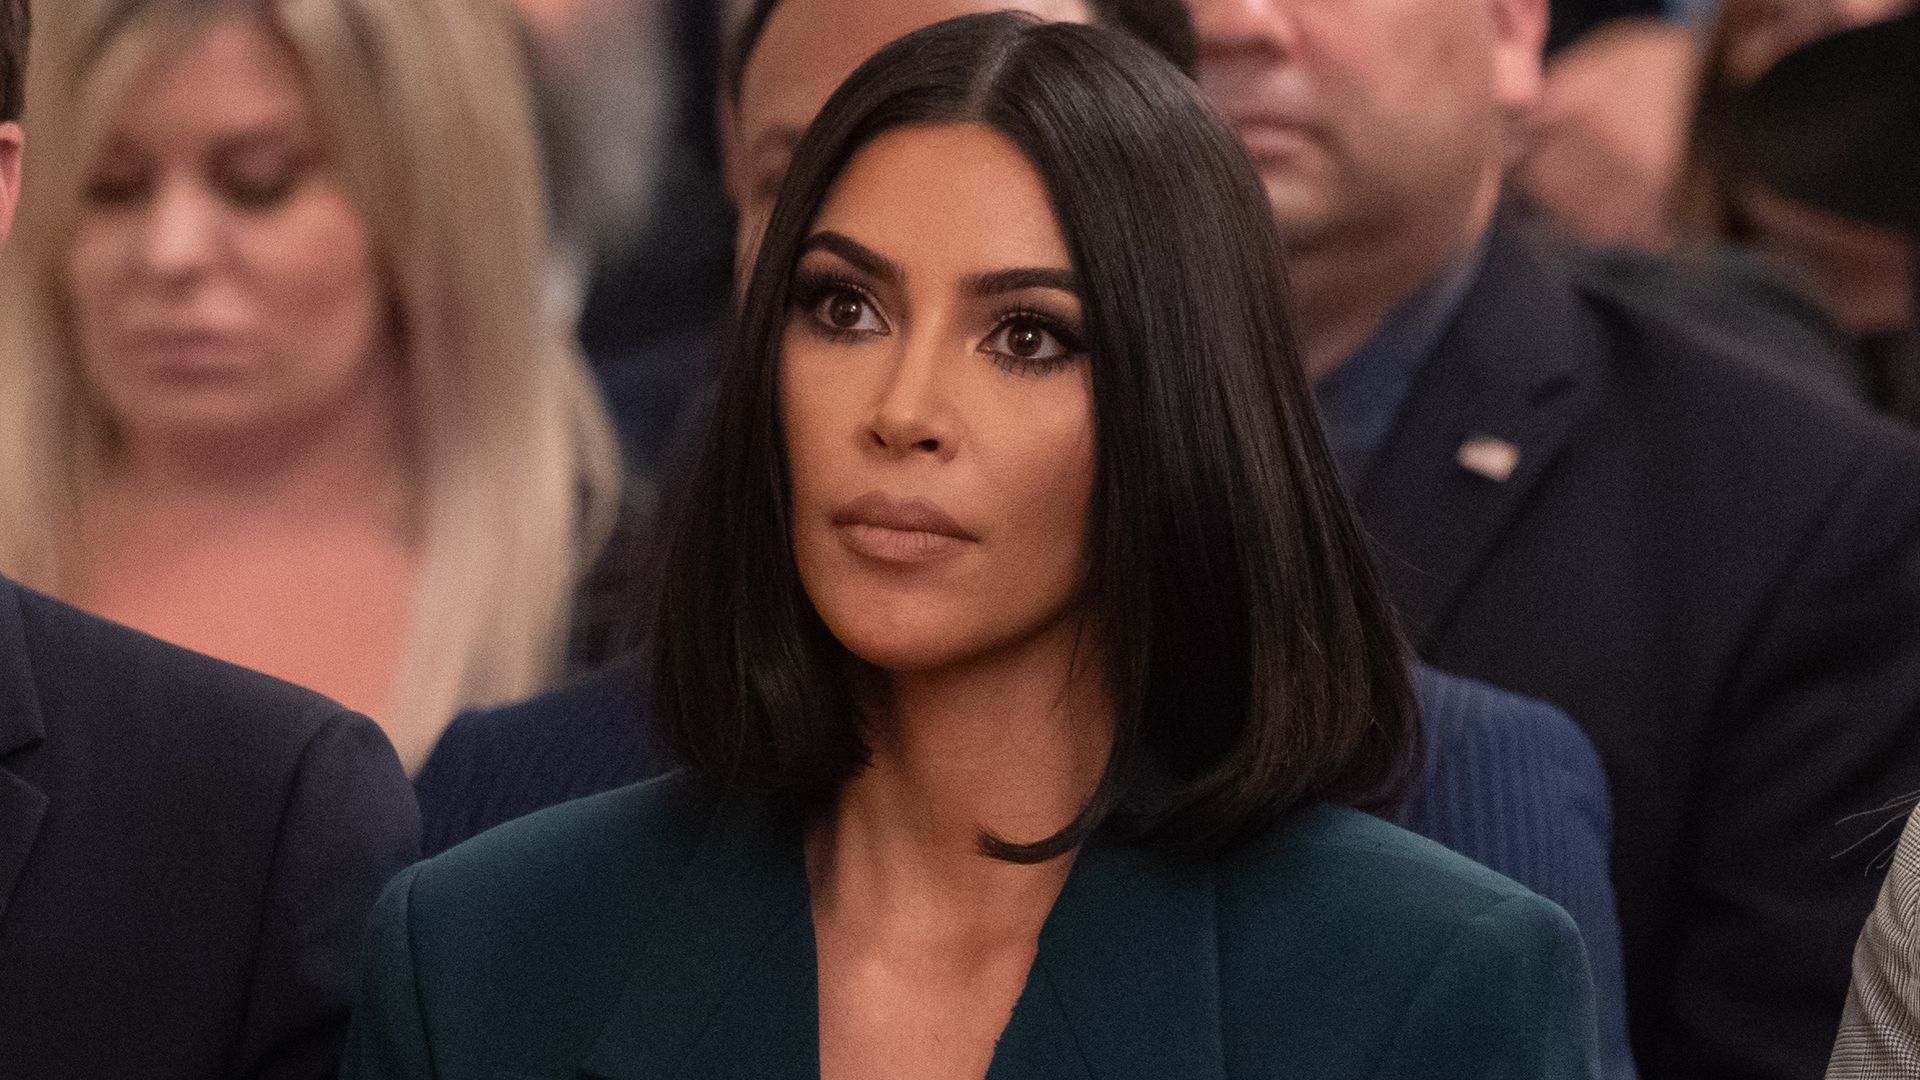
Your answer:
[1190,0,1300,61]
[134,178,221,285]
[865,329,957,463]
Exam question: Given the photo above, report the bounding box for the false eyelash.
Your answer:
[790,270,885,341]
[982,307,1088,378]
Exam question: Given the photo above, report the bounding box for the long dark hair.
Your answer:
[656,12,1418,861]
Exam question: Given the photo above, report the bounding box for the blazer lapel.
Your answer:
[1358,219,1603,650]
[578,797,817,1080]
[990,838,1227,1080]
[0,580,49,925]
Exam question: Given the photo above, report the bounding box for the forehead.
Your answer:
[811,123,1071,280]
[100,18,315,145]
[739,0,1090,140]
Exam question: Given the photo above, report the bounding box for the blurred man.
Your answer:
[1186,0,1920,1077]
[0,5,418,1074]
[721,0,1195,258]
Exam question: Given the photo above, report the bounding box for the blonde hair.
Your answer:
[0,0,624,748]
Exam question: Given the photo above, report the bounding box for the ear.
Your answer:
[1489,0,1549,112]
[0,122,21,249]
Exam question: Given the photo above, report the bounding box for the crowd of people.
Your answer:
[0,0,1915,1077]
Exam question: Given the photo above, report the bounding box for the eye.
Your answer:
[804,282,887,337]
[212,158,306,212]
[83,168,150,207]
[218,173,299,211]
[981,313,1083,376]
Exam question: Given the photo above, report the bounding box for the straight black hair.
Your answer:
[656,12,1418,861]
[722,0,1198,107]
[1,0,26,123]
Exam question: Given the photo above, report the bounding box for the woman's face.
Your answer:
[782,123,1097,675]
[66,18,388,448]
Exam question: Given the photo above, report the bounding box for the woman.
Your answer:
[344,15,1599,1078]
[0,0,624,770]
[1671,0,1916,418]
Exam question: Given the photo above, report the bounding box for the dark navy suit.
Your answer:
[0,577,418,1078]
[1355,215,1920,1079]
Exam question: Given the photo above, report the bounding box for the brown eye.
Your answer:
[1006,323,1046,358]
[983,316,1078,366]
[810,286,884,335]
[828,293,864,328]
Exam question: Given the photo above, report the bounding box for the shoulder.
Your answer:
[1412,667,1607,810]
[417,658,659,854]
[11,580,399,794]
[1221,806,1570,936]
[365,773,718,1061]
[400,771,715,975]
[1217,809,1595,1073]
[1473,222,1920,534]
[1217,807,1585,997]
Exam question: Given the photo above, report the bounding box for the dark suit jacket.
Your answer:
[349,772,1599,1078]
[1356,216,1920,1079]
[0,577,419,1078]
[418,659,1635,1077]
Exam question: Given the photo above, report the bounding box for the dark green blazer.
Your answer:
[344,773,1600,1079]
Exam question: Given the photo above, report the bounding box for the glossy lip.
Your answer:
[831,491,978,565]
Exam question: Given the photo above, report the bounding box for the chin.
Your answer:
[817,601,974,674]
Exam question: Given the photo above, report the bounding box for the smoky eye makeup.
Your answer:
[978,303,1087,378]
[791,263,889,341]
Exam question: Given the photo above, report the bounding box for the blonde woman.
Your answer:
[0,0,624,770]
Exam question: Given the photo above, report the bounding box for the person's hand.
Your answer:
[1512,18,1698,251]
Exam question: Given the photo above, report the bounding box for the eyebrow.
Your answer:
[799,230,1081,299]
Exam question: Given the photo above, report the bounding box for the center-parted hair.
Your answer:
[655,12,1418,861]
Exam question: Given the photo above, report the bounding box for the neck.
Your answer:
[810,614,1112,938]
[96,367,411,531]
[1293,168,1502,382]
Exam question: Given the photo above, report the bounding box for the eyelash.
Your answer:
[790,271,1087,378]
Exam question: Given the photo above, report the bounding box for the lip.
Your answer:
[1231,114,1320,159]
[831,491,977,565]
[126,328,247,378]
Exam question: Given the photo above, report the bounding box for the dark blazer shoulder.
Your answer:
[0,578,418,1080]
[1217,809,1598,1078]
[11,580,383,779]
[373,772,722,1072]
[1224,805,1559,926]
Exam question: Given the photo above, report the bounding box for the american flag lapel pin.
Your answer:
[1456,434,1520,483]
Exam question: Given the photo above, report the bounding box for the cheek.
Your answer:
[238,194,383,343]
[779,332,870,506]
[65,218,130,320]
[980,379,1098,587]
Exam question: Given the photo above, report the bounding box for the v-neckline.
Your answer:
[576,791,1230,1080]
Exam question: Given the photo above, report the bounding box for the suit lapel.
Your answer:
[0,580,49,924]
[579,797,817,1080]
[1358,219,1603,650]
[990,838,1227,1080]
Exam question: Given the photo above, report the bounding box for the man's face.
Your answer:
[726,0,1091,258]
[1185,0,1543,253]
[0,120,20,248]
